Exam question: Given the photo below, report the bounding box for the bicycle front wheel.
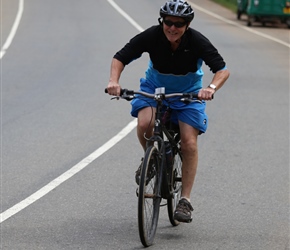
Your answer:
[138,145,161,247]
[167,143,182,226]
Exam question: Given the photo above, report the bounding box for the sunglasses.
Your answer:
[163,19,187,28]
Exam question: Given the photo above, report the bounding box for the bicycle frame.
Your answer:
[144,88,182,200]
[145,92,167,200]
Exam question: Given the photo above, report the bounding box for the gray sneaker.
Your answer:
[173,198,194,223]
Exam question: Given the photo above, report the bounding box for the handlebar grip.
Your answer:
[190,92,214,100]
[189,92,214,100]
[190,93,199,98]
[104,88,126,95]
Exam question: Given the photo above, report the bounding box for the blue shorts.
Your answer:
[131,79,208,134]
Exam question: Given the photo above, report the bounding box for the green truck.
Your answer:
[237,0,290,28]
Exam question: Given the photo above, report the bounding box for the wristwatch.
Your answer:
[208,84,217,91]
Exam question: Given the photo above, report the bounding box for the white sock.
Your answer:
[181,197,190,202]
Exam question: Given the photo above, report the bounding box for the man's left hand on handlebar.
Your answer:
[198,87,215,100]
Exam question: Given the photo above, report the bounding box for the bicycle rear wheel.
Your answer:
[138,145,161,247]
[167,142,182,226]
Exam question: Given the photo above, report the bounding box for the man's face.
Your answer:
[162,16,188,43]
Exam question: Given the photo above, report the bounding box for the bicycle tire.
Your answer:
[167,141,182,226]
[138,145,161,247]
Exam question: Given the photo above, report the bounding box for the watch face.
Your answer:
[210,84,216,90]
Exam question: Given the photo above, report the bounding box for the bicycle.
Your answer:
[105,87,199,247]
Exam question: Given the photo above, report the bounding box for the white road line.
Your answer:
[106,0,144,32]
[0,0,141,224]
[0,0,24,59]
[189,1,290,48]
[0,119,137,223]
[1,0,288,224]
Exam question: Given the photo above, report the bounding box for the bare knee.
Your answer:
[137,107,155,135]
[179,121,199,157]
[181,138,198,156]
[137,107,155,150]
[138,117,152,132]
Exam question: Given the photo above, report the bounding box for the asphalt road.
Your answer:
[1,0,289,249]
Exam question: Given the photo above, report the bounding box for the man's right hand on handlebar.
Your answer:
[106,82,122,96]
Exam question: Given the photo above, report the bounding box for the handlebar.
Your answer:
[104,88,199,103]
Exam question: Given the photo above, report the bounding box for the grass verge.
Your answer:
[211,0,237,12]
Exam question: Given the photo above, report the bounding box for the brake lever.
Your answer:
[180,98,191,104]
[122,95,134,101]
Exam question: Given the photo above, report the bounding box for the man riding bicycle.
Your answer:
[106,0,230,223]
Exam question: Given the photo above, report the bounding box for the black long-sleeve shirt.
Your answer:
[113,25,226,93]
